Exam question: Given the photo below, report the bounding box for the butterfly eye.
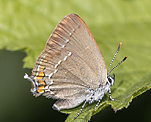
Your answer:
[108,77,112,83]
[107,74,115,86]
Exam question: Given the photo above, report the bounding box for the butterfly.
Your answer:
[24,14,127,119]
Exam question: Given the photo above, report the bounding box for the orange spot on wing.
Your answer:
[45,60,48,63]
[38,72,45,77]
[37,76,42,79]
[39,80,46,85]
[37,89,44,93]
[37,86,45,93]
[36,72,45,79]
[40,66,45,71]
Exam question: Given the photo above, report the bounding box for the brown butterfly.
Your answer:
[24,14,127,119]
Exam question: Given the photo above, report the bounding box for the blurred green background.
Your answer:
[0,0,151,122]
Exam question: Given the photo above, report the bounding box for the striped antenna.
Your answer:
[108,56,127,76]
[107,42,127,76]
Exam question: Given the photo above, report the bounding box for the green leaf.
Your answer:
[1,0,151,122]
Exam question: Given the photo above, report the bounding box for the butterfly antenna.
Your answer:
[107,42,127,76]
[108,56,127,75]
[108,42,122,74]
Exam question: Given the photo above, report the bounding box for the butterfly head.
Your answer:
[107,74,115,86]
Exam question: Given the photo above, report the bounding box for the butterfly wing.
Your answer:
[30,14,107,110]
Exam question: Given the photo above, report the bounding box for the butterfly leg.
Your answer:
[74,100,87,119]
[109,88,114,101]
[94,99,101,110]
[94,88,114,110]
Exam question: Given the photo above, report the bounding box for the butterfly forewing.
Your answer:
[31,14,107,109]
